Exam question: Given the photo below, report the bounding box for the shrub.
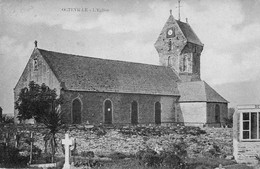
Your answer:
[0,143,29,165]
[81,151,95,158]
[136,148,162,167]
[91,125,107,136]
[176,126,206,136]
[161,152,186,168]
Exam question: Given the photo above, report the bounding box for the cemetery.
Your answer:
[0,121,256,169]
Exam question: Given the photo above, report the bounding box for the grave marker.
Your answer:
[62,133,73,169]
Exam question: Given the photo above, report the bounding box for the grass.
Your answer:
[83,157,240,169]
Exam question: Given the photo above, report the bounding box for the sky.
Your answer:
[1,0,260,115]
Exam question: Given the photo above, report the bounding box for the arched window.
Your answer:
[72,99,82,124]
[155,102,161,124]
[183,57,186,72]
[168,56,171,67]
[131,101,138,124]
[104,100,112,124]
[215,104,220,123]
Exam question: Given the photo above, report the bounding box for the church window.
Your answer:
[131,101,138,124]
[168,56,171,66]
[183,57,186,72]
[72,99,82,124]
[33,58,38,71]
[104,99,113,124]
[215,104,220,123]
[241,112,260,140]
[155,102,161,124]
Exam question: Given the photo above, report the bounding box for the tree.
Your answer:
[15,81,64,162]
[224,107,235,128]
[15,81,62,123]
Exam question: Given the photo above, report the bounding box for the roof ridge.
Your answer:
[37,48,180,95]
[38,48,164,69]
[203,81,229,103]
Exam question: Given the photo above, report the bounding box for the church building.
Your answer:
[14,11,228,126]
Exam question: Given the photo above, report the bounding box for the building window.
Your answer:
[168,56,171,66]
[33,58,38,71]
[131,101,138,124]
[155,102,161,124]
[241,112,260,140]
[104,99,113,124]
[72,99,82,124]
[215,104,220,123]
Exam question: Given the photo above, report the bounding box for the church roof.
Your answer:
[38,49,180,96]
[176,20,203,46]
[178,81,228,103]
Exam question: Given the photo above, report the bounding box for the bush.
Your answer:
[0,143,29,166]
[136,148,161,166]
[161,152,186,168]
[81,151,95,158]
[176,126,206,136]
[91,125,107,136]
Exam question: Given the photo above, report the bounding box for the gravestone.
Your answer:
[62,133,73,169]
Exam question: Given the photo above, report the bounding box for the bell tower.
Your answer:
[154,10,203,82]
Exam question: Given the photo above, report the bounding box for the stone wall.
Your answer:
[61,90,178,124]
[177,102,207,124]
[207,103,228,127]
[14,48,61,123]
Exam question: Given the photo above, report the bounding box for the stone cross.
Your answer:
[62,133,73,169]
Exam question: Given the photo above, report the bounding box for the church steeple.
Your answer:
[154,10,203,82]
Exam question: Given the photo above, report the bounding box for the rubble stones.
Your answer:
[1,125,233,159]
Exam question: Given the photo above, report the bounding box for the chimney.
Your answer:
[186,18,188,23]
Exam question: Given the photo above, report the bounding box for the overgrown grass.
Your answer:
[88,157,238,169]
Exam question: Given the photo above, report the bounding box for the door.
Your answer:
[104,100,112,124]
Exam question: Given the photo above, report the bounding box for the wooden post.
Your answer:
[29,132,33,165]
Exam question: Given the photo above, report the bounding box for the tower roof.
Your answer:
[176,20,203,46]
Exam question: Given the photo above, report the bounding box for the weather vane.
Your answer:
[177,0,182,21]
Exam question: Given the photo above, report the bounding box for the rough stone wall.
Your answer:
[61,90,178,124]
[14,49,60,123]
[177,102,207,125]
[206,103,228,127]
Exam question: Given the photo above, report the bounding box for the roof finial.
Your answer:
[34,40,38,48]
[170,9,172,15]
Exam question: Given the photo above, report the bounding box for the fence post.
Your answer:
[29,132,34,164]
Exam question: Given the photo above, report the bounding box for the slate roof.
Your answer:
[39,49,180,96]
[176,20,203,46]
[178,81,228,103]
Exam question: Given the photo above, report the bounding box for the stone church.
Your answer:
[14,11,228,126]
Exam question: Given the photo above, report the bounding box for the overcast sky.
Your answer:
[1,0,260,114]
